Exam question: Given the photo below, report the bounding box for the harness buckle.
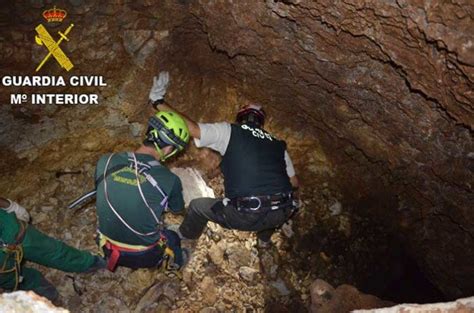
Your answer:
[248,196,261,211]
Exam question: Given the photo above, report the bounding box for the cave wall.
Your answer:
[157,0,474,298]
[165,0,473,299]
[0,0,473,300]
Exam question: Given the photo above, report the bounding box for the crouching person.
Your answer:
[0,197,104,302]
[94,111,190,272]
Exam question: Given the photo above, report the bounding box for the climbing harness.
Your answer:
[0,221,27,291]
[98,152,181,272]
[103,152,168,237]
[230,192,296,213]
[98,232,170,272]
[98,233,179,272]
[68,151,181,272]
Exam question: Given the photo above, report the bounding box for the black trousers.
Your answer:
[179,197,295,242]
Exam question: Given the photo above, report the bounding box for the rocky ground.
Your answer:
[0,99,435,311]
[16,161,318,312]
[12,152,402,312]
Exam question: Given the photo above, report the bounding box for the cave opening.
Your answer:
[0,1,472,312]
[289,210,447,305]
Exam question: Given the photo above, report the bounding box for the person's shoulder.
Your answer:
[96,153,111,165]
[97,152,127,165]
[152,168,183,192]
[200,121,232,130]
[150,165,180,181]
[264,129,287,145]
[231,123,251,132]
[99,151,129,159]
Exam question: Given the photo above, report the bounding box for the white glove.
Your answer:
[3,199,30,222]
[148,71,170,102]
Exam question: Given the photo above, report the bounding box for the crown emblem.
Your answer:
[42,6,67,23]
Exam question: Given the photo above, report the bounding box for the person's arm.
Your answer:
[0,197,30,222]
[284,151,299,190]
[167,177,185,214]
[0,197,10,208]
[157,103,232,156]
[290,175,299,189]
[148,73,231,154]
[284,153,300,210]
[148,72,201,138]
[157,103,201,139]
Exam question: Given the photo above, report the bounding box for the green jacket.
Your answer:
[95,152,184,246]
[0,208,95,292]
[0,209,21,246]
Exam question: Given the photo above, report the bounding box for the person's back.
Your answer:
[94,110,190,271]
[95,152,184,246]
[221,123,292,198]
[154,100,299,248]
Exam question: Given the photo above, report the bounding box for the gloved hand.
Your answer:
[148,71,170,102]
[3,199,30,222]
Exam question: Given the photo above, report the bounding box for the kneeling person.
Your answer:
[94,111,190,272]
[0,197,104,302]
[157,102,299,248]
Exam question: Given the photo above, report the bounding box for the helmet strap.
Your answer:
[153,142,167,162]
[164,148,178,160]
[153,142,178,162]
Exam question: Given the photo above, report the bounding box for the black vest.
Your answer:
[220,124,292,198]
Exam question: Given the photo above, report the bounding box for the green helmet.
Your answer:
[146,111,190,160]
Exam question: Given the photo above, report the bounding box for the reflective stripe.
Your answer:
[98,232,167,272]
[126,152,169,209]
[98,232,154,251]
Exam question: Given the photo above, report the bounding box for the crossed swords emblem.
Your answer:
[35,23,74,72]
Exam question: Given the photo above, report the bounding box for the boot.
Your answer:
[257,238,272,249]
[166,224,187,240]
[32,276,59,302]
[84,255,107,273]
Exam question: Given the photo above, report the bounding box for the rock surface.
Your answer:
[171,167,215,207]
[310,279,393,312]
[0,291,68,313]
[354,296,474,313]
[173,0,474,299]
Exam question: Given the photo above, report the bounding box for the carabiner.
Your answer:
[248,196,261,211]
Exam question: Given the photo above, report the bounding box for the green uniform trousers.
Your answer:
[0,210,95,292]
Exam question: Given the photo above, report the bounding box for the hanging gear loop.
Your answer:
[0,221,27,291]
